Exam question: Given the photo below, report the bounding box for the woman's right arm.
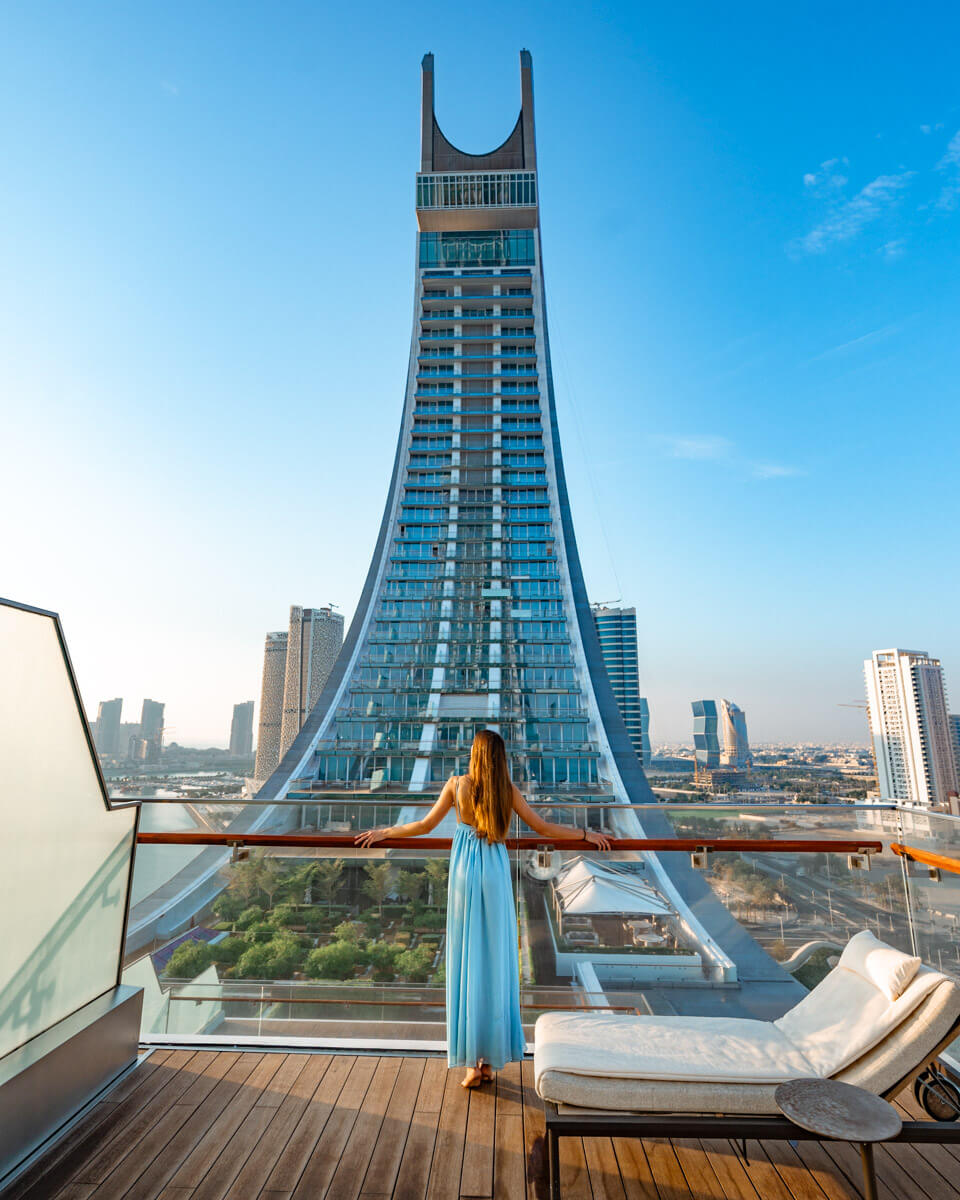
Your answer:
[512,787,610,850]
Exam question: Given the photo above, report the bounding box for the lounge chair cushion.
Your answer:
[774,963,943,1076]
[534,1011,817,1087]
[838,929,921,1001]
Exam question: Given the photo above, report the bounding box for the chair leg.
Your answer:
[548,1128,560,1200]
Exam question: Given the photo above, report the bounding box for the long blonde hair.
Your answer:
[468,729,513,843]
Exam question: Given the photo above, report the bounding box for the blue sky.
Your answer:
[2,2,959,746]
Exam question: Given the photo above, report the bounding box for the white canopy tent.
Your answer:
[553,856,672,926]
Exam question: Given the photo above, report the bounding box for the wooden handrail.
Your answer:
[136,832,883,853]
[891,843,960,876]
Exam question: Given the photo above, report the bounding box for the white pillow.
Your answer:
[838,930,921,1002]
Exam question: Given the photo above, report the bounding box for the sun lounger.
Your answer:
[534,932,960,1198]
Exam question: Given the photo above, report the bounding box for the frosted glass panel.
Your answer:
[0,602,136,1059]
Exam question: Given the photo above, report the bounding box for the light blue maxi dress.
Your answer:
[446,777,526,1069]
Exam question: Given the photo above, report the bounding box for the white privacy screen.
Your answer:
[0,603,136,1059]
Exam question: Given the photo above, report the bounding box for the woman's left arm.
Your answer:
[354,776,456,847]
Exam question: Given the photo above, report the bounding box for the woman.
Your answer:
[356,728,610,1088]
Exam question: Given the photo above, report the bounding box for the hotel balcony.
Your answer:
[3,596,960,1198]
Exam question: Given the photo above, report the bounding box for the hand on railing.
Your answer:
[582,829,612,851]
[355,827,393,848]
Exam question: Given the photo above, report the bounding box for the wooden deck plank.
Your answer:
[755,1140,834,1200]
[187,1058,313,1200]
[11,1055,195,1200]
[163,1054,288,1191]
[360,1056,426,1195]
[220,1055,333,1199]
[671,1138,728,1199]
[733,1141,795,1200]
[519,1059,547,1200]
[785,1140,860,1200]
[17,1052,960,1200]
[818,1139,903,1200]
[460,1074,497,1197]
[24,1051,200,1199]
[259,1053,357,1194]
[287,1054,378,1198]
[119,1054,268,1200]
[415,1057,448,1114]
[493,1114,525,1200]
[390,1090,444,1200]
[496,1061,523,1121]
[425,1069,470,1200]
[642,1137,691,1199]
[69,1051,215,1186]
[610,1138,660,1200]
[695,1139,760,1200]
[325,1056,403,1199]
[582,1136,628,1200]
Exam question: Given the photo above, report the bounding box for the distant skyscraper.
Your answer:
[951,715,960,788]
[279,606,345,758]
[229,700,255,756]
[254,631,289,782]
[692,700,720,770]
[139,699,165,761]
[719,698,752,769]
[591,605,649,765]
[93,698,122,756]
[117,722,140,758]
[864,649,958,808]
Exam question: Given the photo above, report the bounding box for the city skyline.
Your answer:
[4,4,960,744]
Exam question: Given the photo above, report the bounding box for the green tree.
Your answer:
[305,942,359,980]
[395,868,426,905]
[366,941,403,981]
[362,863,393,918]
[213,892,245,924]
[230,854,267,903]
[270,903,299,928]
[260,857,289,908]
[235,934,302,979]
[424,859,448,906]
[396,945,434,982]
[245,920,276,943]
[164,941,213,978]
[312,859,345,906]
[333,919,365,943]
[236,904,265,930]
[209,936,247,966]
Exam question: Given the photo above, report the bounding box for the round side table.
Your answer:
[775,1078,902,1200]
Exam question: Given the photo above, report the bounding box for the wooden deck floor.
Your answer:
[6,1048,960,1200]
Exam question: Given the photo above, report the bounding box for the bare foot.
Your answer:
[480,1063,493,1082]
[461,1066,483,1089]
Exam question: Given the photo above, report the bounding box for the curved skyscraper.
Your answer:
[134,52,799,1011]
[259,51,654,813]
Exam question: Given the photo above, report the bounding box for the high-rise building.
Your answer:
[253,51,656,812]
[254,631,288,781]
[864,649,958,808]
[139,699,164,747]
[279,607,344,758]
[117,722,140,759]
[229,700,255,757]
[951,715,960,788]
[692,700,721,770]
[591,605,650,765]
[719,698,751,769]
[93,698,122,756]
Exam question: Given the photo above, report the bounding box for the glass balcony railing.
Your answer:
[116,798,960,1069]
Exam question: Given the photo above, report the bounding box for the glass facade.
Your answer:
[294,217,612,806]
[418,230,536,268]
